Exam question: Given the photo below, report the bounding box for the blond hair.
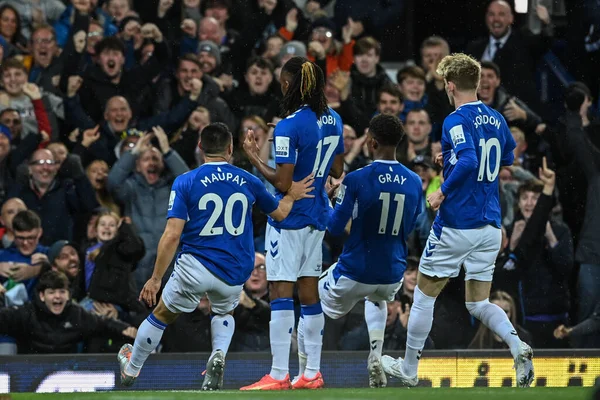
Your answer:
[436,53,481,92]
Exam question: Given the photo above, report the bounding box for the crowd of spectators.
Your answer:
[0,0,598,355]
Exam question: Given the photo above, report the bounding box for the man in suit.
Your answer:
[466,0,553,112]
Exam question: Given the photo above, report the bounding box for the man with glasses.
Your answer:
[7,149,98,245]
[28,25,63,96]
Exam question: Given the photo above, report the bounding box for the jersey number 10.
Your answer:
[312,136,340,177]
[378,192,405,236]
[477,138,501,182]
[198,193,248,236]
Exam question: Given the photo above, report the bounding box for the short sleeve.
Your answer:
[167,175,189,220]
[335,115,344,155]
[250,175,279,215]
[274,119,299,165]
[328,173,357,235]
[443,115,475,156]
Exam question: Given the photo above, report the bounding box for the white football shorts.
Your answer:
[265,224,325,282]
[319,263,402,320]
[162,253,243,315]
[419,223,501,281]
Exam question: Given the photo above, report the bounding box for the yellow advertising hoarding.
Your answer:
[414,356,600,387]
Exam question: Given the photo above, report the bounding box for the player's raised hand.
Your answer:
[538,156,555,193]
[426,188,445,212]
[288,173,316,200]
[243,129,260,158]
[139,276,161,307]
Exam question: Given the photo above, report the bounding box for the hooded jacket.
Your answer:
[350,63,392,118]
[153,74,237,132]
[0,295,129,354]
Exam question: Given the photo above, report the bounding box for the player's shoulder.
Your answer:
[173,167,198,186]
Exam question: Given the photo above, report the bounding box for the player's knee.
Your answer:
[465,298,491,320]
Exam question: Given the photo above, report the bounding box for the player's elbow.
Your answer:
[329,165,343,179]
[269,207,286,222]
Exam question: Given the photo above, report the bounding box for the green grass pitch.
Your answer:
[8,388,593,400]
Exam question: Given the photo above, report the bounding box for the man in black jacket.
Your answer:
[508,159,573,348]
[0,270,136,354]
[465,0,553,112]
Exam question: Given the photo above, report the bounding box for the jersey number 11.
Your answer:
[378,192,405,236]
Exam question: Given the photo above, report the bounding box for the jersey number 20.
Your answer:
[312,136,340,177]
[198,193,248,236]
[477,138,501,182]
[378,192,405,236]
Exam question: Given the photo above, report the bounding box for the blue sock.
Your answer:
[302,302,324,380]
[269,298,295,380]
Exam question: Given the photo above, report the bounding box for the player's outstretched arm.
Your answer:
[269,174,315,221]
[139,218,185,307]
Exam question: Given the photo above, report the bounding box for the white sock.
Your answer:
[210,314,235,358]
[302,303,324,380]
[403,286,436,377]
[297,315,307,377]
[126,314,166,376]
[269,298,295,380]
[365,300,387,358]
[466,299,522,358]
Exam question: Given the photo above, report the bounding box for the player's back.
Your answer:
[270,106,343,231]
[335,161,423,285]
[439,101,516,229]
[170,162,265,286]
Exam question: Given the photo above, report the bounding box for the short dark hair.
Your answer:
[12,210,42,232]
[397,65,426,85]
[480,61,501,78]
[94,36,126,56]
[369,114,405,147]
[0,58,27,75]
[379,85,403,103]
[200,122,232,155]
[406,108,431,123]
[354,36,381,57]
[246,56,274,74]
[178,53,202,70]
[517,181,543,198]
[36,270,69,293]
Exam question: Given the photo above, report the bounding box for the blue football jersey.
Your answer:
[168,162,279,286]
[270,106,344,231]
[328,160,423,285]
[438,101,516,229]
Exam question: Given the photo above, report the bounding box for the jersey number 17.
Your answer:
[312,136,340,177]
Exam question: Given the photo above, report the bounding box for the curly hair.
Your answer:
[436,53,481,91]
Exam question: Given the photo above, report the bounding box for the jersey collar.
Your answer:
[373,159,399,164]
[461,100,483,107]
[204,162,228,165]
